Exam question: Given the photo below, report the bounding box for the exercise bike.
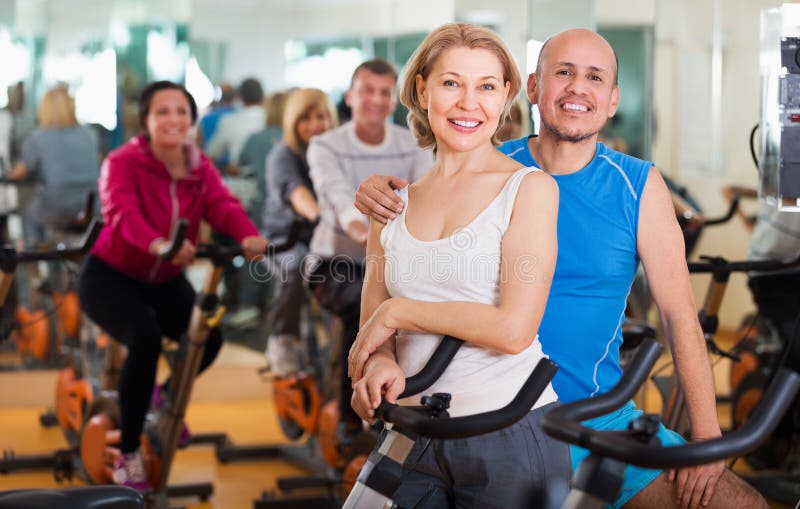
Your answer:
[651,252,800,439]
[0,486,143,509]
[80,220,297,508]
[341,335,559,508]
[0,218,102,481]
[542,337,800,508]
[2,191,97,370]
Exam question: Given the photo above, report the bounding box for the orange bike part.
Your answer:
[13,307,51,361]
[733,387,763,429]
[96,333,111,349]
[53,291,81,338]
[318,400,342,468]
[342,455,368,499]
[80,413,120,484]
[55,368,94,433]
[273,374,322,435]
[730,350,759,391]
[140,433,162,489]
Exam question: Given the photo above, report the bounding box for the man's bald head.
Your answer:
[535,29,619,86]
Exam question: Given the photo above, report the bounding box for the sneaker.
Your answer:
[266,334,301,377]
[224,306,261,329]
[151,383,192,446]
[112,451,152,491]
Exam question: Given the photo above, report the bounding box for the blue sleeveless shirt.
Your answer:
[498,136,652,403]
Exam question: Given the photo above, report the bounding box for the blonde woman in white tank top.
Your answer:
[348,23,570,508]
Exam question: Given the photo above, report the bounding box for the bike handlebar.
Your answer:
[378,359,557,439]
[2,217,103,265]
[373,335,558,440]
[703,195,740,226]
[159,219,303,263]
[688,252,800,275]
[156,220,190,260]
[542,339,800,469]
[400,335,463,397]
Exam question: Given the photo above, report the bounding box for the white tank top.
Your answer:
[380,166,559,416]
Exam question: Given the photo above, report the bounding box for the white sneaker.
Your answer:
[225,307,261,328]
[266,334,301,377]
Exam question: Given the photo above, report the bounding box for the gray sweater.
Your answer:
[307,122,430,262]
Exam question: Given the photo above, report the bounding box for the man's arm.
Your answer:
[637,167,724,505]
[307,138,368,243]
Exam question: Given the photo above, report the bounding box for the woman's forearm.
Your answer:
[382,297,540,355]
[288,185,319,222]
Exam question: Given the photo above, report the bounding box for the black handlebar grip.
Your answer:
[401,336,464,398]
[704,195,740,225]
[268,219,304,255]
[576,369,800,468]
[379,358,558,439]
[73,217,102,255]
[78,191,96,224]
[542,339,663,445]
[157,219,189,260]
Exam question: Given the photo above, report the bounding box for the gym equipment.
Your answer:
[231,323,376,508]
[759,4,800,206]
[342,335,558,509]
[651,252,800,437]
[0,218,102,481]
[542,338,800,508]
[80,221,297,508]
[0,486,143,509]
[1,191,97,370]
[625,185,740,323]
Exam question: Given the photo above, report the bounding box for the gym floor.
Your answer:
[0,334,794,509]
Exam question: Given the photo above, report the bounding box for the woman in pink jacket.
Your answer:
[77,81,268,490]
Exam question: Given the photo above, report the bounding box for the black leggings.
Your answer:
[78,255,223,453]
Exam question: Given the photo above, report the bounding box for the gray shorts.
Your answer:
[385,402,571,509]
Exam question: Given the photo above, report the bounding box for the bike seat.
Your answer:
[0,486,143,509]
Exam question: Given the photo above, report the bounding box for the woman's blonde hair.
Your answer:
[282,88,338,154]
[400,23,521,151]
[266,91,289,129]
[37,87,78,128]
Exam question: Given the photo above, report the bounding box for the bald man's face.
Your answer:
[528,30,619,144]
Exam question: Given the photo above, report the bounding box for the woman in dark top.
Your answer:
[9,86,99,241]
[261,88,337,375]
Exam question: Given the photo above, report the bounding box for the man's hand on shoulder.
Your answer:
[354,175,408,224]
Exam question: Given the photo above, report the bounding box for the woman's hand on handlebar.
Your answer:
[151,238,197,266]
[351,355,405,425]
[241,235,269,260]
[348,300,397,382]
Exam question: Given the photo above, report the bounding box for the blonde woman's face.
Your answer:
[416,46,509,154]
[296,106,331,146]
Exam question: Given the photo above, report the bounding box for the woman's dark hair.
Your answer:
[138,81,198,132]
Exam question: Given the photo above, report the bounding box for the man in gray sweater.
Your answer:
[306,58,429,442]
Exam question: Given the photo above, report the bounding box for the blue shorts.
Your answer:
[569,400,685,508]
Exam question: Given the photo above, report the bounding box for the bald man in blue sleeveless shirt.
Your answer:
[355,29,767,509]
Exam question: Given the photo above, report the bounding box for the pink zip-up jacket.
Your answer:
[90,134,259,283]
